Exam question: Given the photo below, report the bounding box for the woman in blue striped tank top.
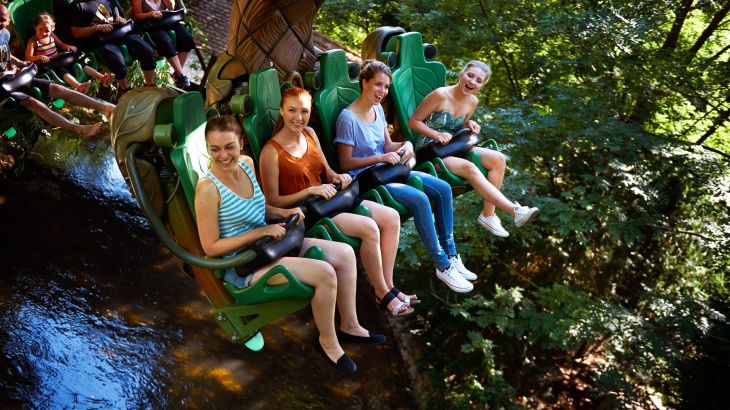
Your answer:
[195,116,384,374]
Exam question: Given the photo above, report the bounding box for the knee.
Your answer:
[464,162,482,179]
[382,207,400,231]
[321,263,338,287]
[361,220,381,243]
[488,151,507,170]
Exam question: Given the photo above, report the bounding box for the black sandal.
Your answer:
[391,287,421,305]
[377,290,414,317]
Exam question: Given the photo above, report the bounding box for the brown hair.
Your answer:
[358,59,392,88]
[272,86,312,135]
[34,13,55,30]
[204,115,242,141]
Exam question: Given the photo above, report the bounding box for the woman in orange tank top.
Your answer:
[260,87,418,317]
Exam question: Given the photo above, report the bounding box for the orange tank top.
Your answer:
[267,129,326,196]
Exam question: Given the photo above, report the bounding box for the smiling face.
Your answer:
[362,72,391,106]
[206,130,241,171]
[458,66,488,96]
[35,21,53,40]
[280,93,312,134]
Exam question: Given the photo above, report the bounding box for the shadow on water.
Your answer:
[0,130,416,409]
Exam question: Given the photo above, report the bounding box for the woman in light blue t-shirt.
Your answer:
[335,60,476,294]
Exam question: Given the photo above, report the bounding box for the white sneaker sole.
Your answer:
[436,274,474,293]
[478,217,509,237]
[461,272,478,281]
[515,208,539,228]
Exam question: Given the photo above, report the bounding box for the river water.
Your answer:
[0,132,416,409]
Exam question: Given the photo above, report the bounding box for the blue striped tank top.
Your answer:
[204,160,267,257]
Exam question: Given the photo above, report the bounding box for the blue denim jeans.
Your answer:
[385,171,456,270]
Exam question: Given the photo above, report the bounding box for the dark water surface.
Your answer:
[0,135,416,409]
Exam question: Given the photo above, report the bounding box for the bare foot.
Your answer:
[75,81,91,94]
[101,73,115,87]
[101,102,115,118]
[78,122,102,139]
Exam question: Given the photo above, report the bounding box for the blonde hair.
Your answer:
[461,60,491,81]
[359,59,392,88]
[34,13,55,30]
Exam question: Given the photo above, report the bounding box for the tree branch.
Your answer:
[662,0,695,50]
[696,107,730,145]
[687,1,730,60]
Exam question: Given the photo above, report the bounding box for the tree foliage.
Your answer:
[316,0,730,407]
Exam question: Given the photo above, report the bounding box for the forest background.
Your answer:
[316,0,729,408]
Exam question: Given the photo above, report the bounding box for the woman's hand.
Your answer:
[398,141,415,164]
[379,151,402,165]
[280,207,305,224]
[40,56,50,63]
[63,45,78,53]
[331,173,352,189]
[97,24,113,33]
[308,183,338,199]
[435,132,452,145]
[151,10,163,19]
[114,16,128,24]
[467,120,481,135]
[257,223,286,240]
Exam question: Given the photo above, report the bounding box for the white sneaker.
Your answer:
[449,254,477,281]
[513,202,539,227]
[436,263,473,293]
[478,214,509,237]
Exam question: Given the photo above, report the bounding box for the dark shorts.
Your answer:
[1,78,52,102]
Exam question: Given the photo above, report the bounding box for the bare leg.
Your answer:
[303,237,369,337]
[142,70,156,86]
[166,54,184,76]
[442,153,515,217]
[20,97,100,138]
[83,65,114,86]
[479,147,507,215]
[250,255,343,362]
[177,51,188,68]
[47,83,115,117]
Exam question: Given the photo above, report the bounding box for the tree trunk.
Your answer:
[687,1,730,60]
[662,0,695,50]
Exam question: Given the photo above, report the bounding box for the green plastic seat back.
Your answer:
[241,68,281,164]
[388,32,447,143]
[169,92,210,214]
[312,49,361,166]
[8,0,54,45]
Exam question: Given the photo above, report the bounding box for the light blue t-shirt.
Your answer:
[335,104,387,176]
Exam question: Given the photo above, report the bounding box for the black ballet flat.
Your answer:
[336,329,387,345]
[312,338,357,374]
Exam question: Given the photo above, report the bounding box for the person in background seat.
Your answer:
[1,4,114,138]
[130,0,193,88]
[69,0,156,91]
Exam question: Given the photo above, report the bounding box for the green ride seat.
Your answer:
[387,31,497,188]
[312,49,426,220]
[112,89,319,351]
[8,0,94,86]
[236,67,367,247]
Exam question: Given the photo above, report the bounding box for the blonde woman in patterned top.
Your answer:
[409,61,539,237]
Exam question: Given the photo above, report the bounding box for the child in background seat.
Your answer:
[25,13,113,94]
